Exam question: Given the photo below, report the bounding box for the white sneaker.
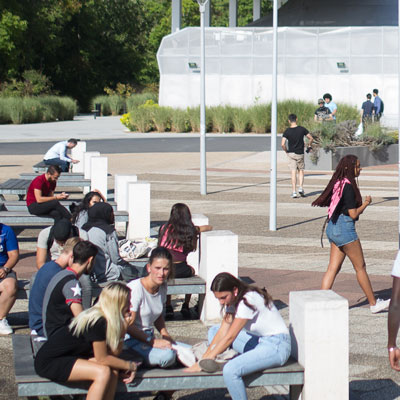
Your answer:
[291,192,298,198]
[0,318,13,335]
[370,298,390,314]
[298,188,306,197]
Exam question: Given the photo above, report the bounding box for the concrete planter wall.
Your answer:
[305,144,398,171]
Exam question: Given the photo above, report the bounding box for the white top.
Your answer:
[37,226,88,261]
[226,291,289,337]
[392,251,400,278]
[128,278,167,331]
[44,141,71,162]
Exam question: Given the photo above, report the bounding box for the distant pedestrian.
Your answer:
[312,155,389,314]
[361,93,374,128]
[372,89,383,121]
[314,98,333,122]
[44,139,80,172]
[26,165,71,221]
[323,93,337,120]
[281,114,313,198]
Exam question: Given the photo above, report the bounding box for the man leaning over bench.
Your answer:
[26,165,71,221]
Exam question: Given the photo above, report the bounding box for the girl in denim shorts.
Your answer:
[312,155,389,314]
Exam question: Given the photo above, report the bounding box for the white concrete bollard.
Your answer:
[187,214,209,275]
[199,230,238,323]
[70,141,86,173]
[114,174,138,211]
[84,151,100,180]
[289,290,349,400]
[90,156,108,200]
[127,182,150,240]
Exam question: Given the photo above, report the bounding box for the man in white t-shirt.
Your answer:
[388,252,400,370]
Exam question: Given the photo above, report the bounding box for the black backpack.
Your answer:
[380,99,384,114]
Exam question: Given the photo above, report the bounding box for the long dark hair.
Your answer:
[71,191,103,224]
[211,272,273,312]
[312,154,362,208]
[158,203,198,253]
[148,246,174,280]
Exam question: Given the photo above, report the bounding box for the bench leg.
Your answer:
[18,194,25,201]
[289,384,303,400]
[198,293,205,316]
[0,194,5,201]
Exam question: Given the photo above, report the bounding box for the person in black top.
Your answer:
[281,114,313,198]
[312,155,390,314]
[314,98,333,122]
[35,282,139,398]
[361,93,374,128]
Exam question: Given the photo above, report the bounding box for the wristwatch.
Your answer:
[2,267,10,274]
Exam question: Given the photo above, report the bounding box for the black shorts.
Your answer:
[0,270,17,284]
[173,261,194,278]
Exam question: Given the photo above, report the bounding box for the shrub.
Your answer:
[336,104,359,123]
[231,107,251,133]
[58,97,77,121]
[129,107,153,132]
[248,104,269,133]
[91,96,112,116]
[171,109,190,132]
[7,98,25,124]
[120,113,136,131]
[107,95,125,115]
[152,106,172,132]
[210,106,233,133]
[187,107,200,132]
[126,93,158,112]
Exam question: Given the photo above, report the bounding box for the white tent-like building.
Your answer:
[157,0,398,123]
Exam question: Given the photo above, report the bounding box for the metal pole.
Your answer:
[199,1,208,195]
[398,0,400,247]
[269,0,278,231]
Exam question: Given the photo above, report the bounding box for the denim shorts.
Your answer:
[326,214,358,247]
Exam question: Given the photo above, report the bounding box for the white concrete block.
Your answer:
[114,174,138,211]
[199,230,238,323]
[289,290,349,400]
[187,214,209,275]
[71,141,86,173]
[127,182,150,240]
[90,156,108,200]
[84,151,100,179]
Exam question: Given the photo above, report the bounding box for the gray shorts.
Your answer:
[287,153,305,171]
[0,270,17,284]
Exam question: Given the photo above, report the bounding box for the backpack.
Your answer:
[380,99,384,114]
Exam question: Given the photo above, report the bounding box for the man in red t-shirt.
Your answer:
[26,165,71,221]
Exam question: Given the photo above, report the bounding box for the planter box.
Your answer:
[305,144,399,171]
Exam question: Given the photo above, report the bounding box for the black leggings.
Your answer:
[28,200,71,222]
[173,261,195,278]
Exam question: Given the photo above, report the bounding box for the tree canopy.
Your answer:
[0,0,271,110]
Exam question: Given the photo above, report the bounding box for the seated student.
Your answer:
[125,247,181,369]
[158,203,212,319]
[42,240,98,338]
[71,190,105,229]
[29,237,80,337]
[82,202,140,283]
[43,138,79,172]
[26,165,71,221]
[186,272,291,400]
[36,219,88,269]
[35,219,92,309]
[0,223,19,335]
[314,98,333,122]
[35,282,139,399]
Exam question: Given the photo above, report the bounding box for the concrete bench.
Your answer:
[21,172,85,181]
[12,334,304,399]
[0,210,128,227]
[0,178,90,201]
[33,161,50,173]
[0,200,117,212]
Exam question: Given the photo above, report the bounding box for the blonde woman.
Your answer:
[34,282,138,400]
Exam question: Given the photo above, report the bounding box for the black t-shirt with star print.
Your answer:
[42,268,83,338]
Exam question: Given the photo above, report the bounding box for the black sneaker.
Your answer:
[180,303,191,319]
[165,305,174,320]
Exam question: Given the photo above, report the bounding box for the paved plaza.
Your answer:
[0,116,399,399]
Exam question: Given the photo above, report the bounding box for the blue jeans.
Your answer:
[208,324,291,400]
[124,329,179,368]
[44,158,70,172]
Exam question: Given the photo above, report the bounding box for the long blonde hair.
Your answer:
[69,281,130,352]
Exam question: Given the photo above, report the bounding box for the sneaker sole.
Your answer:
[199,359,224,373]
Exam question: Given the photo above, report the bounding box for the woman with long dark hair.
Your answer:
[185,272,291,400]
[158,203,212,319]
[312,154,389,313]
[34,282,138,400]
[71,190,105,228]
